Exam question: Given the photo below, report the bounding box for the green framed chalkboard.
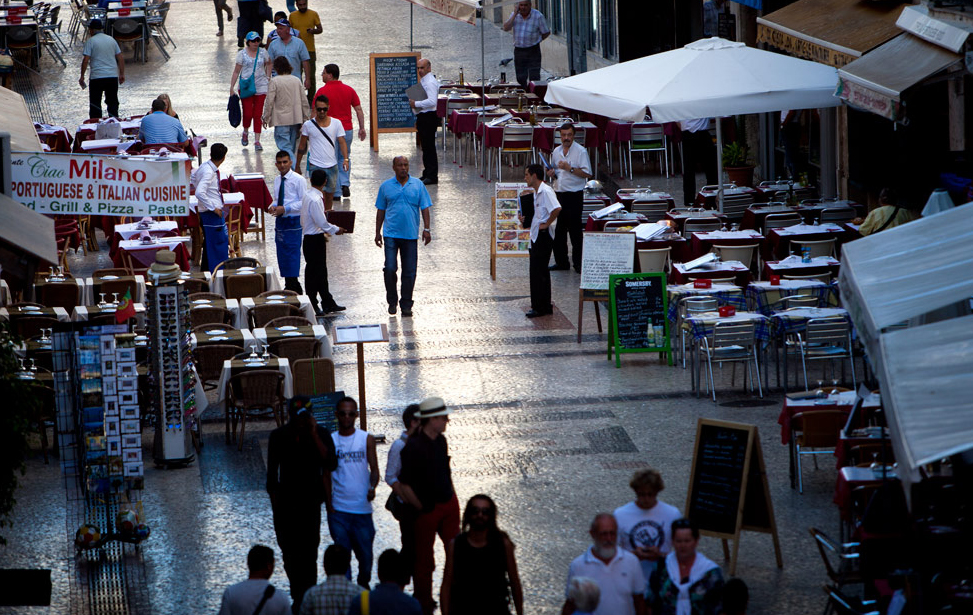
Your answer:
[369,52,421,152]
[607,272,670,367]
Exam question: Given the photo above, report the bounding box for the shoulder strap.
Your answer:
[251,47,259,78]
[874,206,901,233]
[360,590,369,615]
[252,584,275,615]
[310,119,335,149]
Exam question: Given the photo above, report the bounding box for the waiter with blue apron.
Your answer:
[270,150,306,293]
[192,143,230,272]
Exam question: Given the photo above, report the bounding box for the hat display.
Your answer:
[417,397,450,418]
[148,250,181,284]
[275,18,290,26]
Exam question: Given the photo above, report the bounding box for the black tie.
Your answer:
[277,174,286,212]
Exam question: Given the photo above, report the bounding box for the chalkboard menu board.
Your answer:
[369,52,420,151]
[608,273,669,367]
[687,420,751,535]
[684,419,782,575]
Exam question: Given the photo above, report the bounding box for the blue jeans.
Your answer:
[327,510,375,588]
[307,163,338,194]
[274,124,301,161]
[383,237,418,311]
[333,128,354,196]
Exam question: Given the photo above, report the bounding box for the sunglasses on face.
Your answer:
[470,506,491,514]
[336,410,357,417]
[315,107,329,112]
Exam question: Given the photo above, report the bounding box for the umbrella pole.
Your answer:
[410,5,414,51]
[480,10,486,179]
[716,119,724,213]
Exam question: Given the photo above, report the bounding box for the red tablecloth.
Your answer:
[528,81,547,99]
[766,225,851,259]
[689,230,765,260]
[36,126,72,152]
[834,466,898,522]
[114,242,191,271]
[229,176,273,210]
[437,93,482,118]
[664,211,727,233]
[763,260,841,280]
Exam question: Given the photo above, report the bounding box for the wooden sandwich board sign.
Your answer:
[685,418,783,575]
[369,52,421,152]
[607,272,670,367]
[578,232,634,342]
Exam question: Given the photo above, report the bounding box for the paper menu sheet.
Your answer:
[591,203,624,219]
[334,325,385,344]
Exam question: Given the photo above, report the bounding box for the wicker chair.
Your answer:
[37,283,81,311]
[249,303,302,329]
[188,292,225,303]
[213,257,261,275]
[265,316,314,329]
[291,358,336,397]
[13,316,60,339]
[193,344,239,390]
[99,278,139,303]
[226,370,285,450]
[223,273,265,300]
[182,278,209,294]
[93,268,130,278]
[269,337,320,363]
[190,306,234,329]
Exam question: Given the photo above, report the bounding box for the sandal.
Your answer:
[241,133,249,146]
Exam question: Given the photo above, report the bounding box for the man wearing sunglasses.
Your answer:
[327,397,380,589]
[296,95,348,212]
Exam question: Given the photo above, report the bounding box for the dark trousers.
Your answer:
[529,231,554,312]
[213,0,231,31]
[383,237,418,311]
[88,77,119,119]
[514,43,542,88]
[284,277,303,294]
[272,499,321,614]
[302,233,335,310]
[681,129,718,206]
[306,51,317,107]
[236,0,261,46]
[397,507,418,583]
[415,111,438,180]
[552,190,583,269]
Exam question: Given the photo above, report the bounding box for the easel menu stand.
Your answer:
[333,324,389,430]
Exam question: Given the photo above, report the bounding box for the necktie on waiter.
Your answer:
[277,174,286,213]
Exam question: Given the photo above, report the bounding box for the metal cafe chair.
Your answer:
[698,320,762,402]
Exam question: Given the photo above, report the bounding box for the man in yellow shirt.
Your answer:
[858,188,919,236]
[289,0,322,106]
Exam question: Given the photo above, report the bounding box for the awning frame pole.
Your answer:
[716,118,724,213]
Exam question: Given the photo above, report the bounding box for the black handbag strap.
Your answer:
[310,119,335,149]
[874,205,901,233]
[253,584,275,615]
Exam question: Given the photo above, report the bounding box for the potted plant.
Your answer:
[722,141,755,187]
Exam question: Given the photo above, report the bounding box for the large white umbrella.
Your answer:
[546,38,841,209]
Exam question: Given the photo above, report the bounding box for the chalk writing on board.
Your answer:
[688,424,748,535]
[611,275,667,350]
[374,55,418,130]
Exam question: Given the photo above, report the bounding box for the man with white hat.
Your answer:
[396,396,459,615]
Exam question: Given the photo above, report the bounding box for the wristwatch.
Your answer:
[570,167,575,174]
[423,228,431,233]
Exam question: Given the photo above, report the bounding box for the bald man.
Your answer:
[408,58,441,185]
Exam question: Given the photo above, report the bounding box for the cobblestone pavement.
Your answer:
[3,1,846,613]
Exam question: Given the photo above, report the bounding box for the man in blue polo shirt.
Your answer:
[374,156,432,318]
[138,98,189,146]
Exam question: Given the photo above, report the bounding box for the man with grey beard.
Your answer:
[561,514,646,615]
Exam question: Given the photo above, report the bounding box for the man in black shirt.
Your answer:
[266,396,338,614]
[396,396,460,615]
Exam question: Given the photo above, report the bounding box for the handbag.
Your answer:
[384,492,405,520]
[239,48,259,99]
[227,93,241,127]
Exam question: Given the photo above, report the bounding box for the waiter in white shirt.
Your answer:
[408,58,441,186]
[547,123,591,273]
[192,143,229,272]
[270,150,306,294]
[301,168,347,316]
[680,118,717,207]
[521,163,561,318]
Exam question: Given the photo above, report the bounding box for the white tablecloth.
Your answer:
[188,298,242,329]
[211,267,282,297]
[0,307,70,321]
[189,327,255,350]
[216,358,294,405]
[118,236,191,253]
[72,303,147,326]
[772,223,844,236]
[188,192,245,212]
[83,275,146,305]
[113,221,179,240]
[252,324,333,359]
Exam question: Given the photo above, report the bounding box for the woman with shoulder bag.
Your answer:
[230,31,272,151]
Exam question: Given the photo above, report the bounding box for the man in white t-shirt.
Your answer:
[296,94,348,212]
[328,396,380,589]
[613,468,682,581]
[563,514,646,615]
[218,545,290,615]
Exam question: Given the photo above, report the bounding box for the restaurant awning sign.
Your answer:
[9,152,192,217]
[835,77,902,122]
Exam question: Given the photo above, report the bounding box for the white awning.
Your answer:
[404,0,479,25]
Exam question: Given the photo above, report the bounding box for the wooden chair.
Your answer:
[182,277,209,294]
[225,205,245,258]
[213,257,260,276]
[269,337,320,363]
[265,316,314,329]
[791,410,847,493]
[13,316,59,339]
[93,268,131,278]
[249,303,302,329]
[193,344,239,390]
[224,273,265,300]
[37,283,80,311]
[291,358,336,397]
[190,306,233,329]
[78,215,99,253]
[119,250,148,276]
[99,278,139,303]
[226,370,285,450]
[257,289,298,299]
[188,292,225,303]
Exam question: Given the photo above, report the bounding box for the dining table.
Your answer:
[216,357,294,413]
[33,275,85,307]
[0,306,70,322]
[665,283,746,325]
[239,295,316,330]
[211,266,282,297]
[671,260,752,286]
[689,229,765,260]
[73,303,147,326]
[84,275,146,305]
[746,279,836,314]
[762,256,841,281]
[683,310,770,395]
[252,324,333,359]
[190,326,255,350]
[34,123,73,153]
[114,237,192,271]
[765,222,850,260]
[188,297,242,328]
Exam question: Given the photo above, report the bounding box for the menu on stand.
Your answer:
[608,273,669,366]
[369,52,421,151]
[580,233,634,291]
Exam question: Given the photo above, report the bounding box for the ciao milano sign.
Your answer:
[9,152,192,217]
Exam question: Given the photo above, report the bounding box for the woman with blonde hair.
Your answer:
[156,93,178,118]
